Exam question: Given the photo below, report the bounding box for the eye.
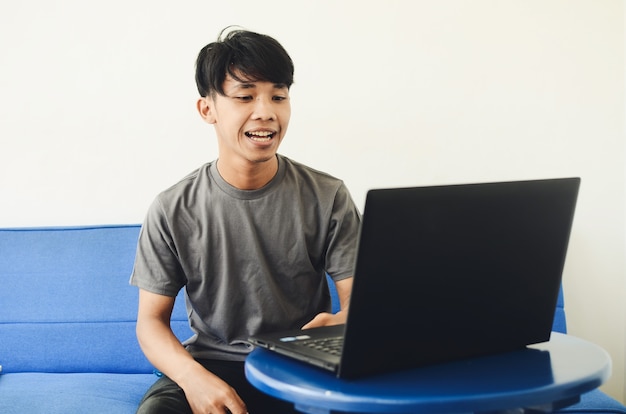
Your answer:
[235,95,253,102]
[273,95,288,102]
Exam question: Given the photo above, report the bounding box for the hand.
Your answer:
[179,363,248,414]
[301,310,347,330]
[136,290,248,413]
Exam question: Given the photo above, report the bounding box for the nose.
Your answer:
[251,97,276,121]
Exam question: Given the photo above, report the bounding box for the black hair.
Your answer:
[195,27,295,97]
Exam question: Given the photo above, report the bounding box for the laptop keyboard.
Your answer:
[296,336,343,356]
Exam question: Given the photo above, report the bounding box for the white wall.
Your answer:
[1,0,624,403]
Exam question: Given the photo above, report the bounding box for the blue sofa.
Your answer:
[0,225,624,413]
[0,225,192,413]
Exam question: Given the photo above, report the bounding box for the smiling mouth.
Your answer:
[245,131,275,142]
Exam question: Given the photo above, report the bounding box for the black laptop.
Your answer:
[248,177,580,379]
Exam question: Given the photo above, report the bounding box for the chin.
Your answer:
[253,154,278,164]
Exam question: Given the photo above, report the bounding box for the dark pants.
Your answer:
[136,359,299,414]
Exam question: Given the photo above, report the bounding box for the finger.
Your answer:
[225,392,248,414]
[301,313,329,329]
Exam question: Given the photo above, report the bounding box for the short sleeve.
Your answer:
[129,197,187,297]
[325,182,361,281]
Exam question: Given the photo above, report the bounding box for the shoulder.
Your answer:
[279,155,345,190]
[143,162,216,225]
[157,162,213,203]
[277,155,356,213]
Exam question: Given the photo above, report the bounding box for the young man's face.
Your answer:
[198,73,291,169]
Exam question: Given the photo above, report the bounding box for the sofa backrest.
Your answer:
[0,224,568,374]
[0,225,192,374]
[553,287,567,334]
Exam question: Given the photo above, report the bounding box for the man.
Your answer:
[131,28,361,414]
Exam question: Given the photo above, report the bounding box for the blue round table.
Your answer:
[245,332,611,413]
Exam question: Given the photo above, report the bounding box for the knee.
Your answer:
[136,379,191,414]
[136,396,191,414]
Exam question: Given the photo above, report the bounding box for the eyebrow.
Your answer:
[234,82,288,90]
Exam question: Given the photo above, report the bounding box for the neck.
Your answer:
[216,156,279,190]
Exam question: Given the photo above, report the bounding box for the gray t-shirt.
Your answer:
[130,155,361,361]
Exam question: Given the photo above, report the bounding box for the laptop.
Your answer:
[249,177,580,379]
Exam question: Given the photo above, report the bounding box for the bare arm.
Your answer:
[301,277,353,329]
[136,289,247,414]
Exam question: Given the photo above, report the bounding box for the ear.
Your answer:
[196,96,217,124]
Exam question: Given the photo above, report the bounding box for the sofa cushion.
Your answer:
[0,372,156,413]
[559,389,626,413]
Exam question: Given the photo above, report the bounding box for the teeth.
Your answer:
[246,131,274,141]
[248,131,273,137]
